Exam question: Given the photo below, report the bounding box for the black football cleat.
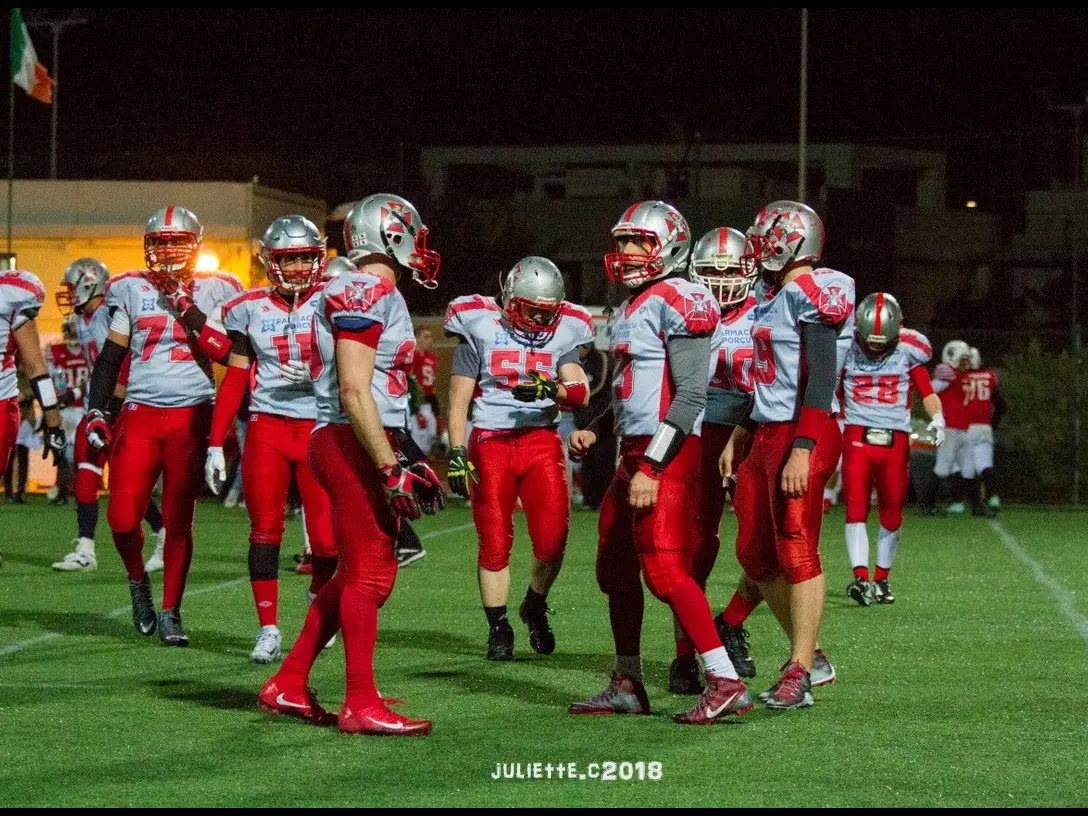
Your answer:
[668,655,704,694]
[715,616,756,678]
[873,579,896,604]
[518,595,556,655]
[158,608,190,647]
[847,576,873,607]
[127,575,157,636]
[486,626,514,661]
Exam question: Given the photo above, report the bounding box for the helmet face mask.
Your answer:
[855,292,903,358]
[604,201,691,288]
[740,200,824,284]
[690,227,753,309]
[56,257,109,315]
[259,215,326,293]
[144,206,203,281]
[501,256,565,347]
[343,194,441,289]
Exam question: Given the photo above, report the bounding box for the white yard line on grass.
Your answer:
[989,519,1088,647]
[0,521,476,660]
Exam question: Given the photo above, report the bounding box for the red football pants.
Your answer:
[242,413,335,557]
[309,423,398,607]
[0,398,18,475]
[841,424,910,531]
[692,422,733,588]
[469,426,569,571]
[735,419,842,584]
[74,412,112,503]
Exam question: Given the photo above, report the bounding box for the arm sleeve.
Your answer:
[451,339,481,378]
[87,339,129,413]
[662,334,711,435]
[178,306,231,364]
[794,321,839,449]
[909,365,935,398]
[209,364,250,447]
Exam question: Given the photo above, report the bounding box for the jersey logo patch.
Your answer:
[818,285,850,322]
[493,330,510,346]
[346,281,382,311]
[141,297,158,312]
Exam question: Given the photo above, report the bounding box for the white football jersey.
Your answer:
[0,270,46,400]
[750,269,855,423]
[223,287,320,421]
[842,329,932,432]
[706,296,757,427]
[311,270,416,429]
[607,276,721,437]
[76,302,111,368]
[444,295,594,431]
[105,270,243,408]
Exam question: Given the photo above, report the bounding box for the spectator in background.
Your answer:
[413,326,444,445]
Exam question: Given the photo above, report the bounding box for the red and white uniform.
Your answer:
[841,329,932,531]
[444,295,593,571]
[736,269,854,585]
[932,363,974,478]
[597,276,725,657]
[220,287,334,556]
[0,270,45,467]
[308,270,417,612]
[964,368,998,472]
[413,348,438,398]
[693,297,756,587]
[76,303,110,368]
[104,268,242,607]
[47,341,89,409]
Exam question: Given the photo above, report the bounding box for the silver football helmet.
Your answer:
[259,214,326,292]
[501,256,565,346]
[144,205,203,280]
[604,200,691,288]
[56,257,108,315]
[968,346,981,370]
[689,227,753,309]
[855,292,903,357]
[323,255,357,280]
[342,193,441,289]
[942,339,971,368]
[741,200,824,283]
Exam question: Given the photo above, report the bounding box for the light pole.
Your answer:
[27,12,88,179]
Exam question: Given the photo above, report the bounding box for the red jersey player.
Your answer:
[929,340,978,515]
[964,346,1004,514]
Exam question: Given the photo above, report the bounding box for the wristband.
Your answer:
[31,375,59,412]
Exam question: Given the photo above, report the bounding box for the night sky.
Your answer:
[9,8,1088,202]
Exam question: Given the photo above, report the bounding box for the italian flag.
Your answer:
[10,8,53,104]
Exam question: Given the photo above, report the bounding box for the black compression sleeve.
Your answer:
[88,339,128,413]
[800,321,839,412]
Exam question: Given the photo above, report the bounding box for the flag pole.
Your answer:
[7,74,14,265]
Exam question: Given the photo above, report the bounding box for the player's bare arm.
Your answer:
[13,319,62,430]
[336,337,398,470]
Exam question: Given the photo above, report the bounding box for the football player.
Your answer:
[720,200,855,710]
[965,347,1004,514]
[567,201,751,725]
[45,314,88,503]
[259,193,444,736]
[83,206,242,645]
[841,293,945,606]
[928,340,975,514]
[50,258,166,572]
[0,268,65,485]
[205,215,338,664]
[444,256,592,661]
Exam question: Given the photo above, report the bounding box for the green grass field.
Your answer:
[0,498,1085,807]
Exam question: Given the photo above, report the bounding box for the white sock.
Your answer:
[876,525,901,572]
[614,654,643,683]
[700,646,739,680]
[77,537,95,555]
[845,522,870,571]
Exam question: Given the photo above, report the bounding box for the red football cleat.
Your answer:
[257,678,337,726]
[673,672,752,724]
[338,701,432,736]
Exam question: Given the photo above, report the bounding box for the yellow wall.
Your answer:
[11,236,258,335]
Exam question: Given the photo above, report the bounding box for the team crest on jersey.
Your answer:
[818,285,850,322]
[493,330,510,346]
[346,281,381,311]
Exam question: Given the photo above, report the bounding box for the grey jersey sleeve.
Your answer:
[663,334,712,435]
[451,339,481,378]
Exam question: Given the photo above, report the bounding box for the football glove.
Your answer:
[511,370,558,403]
[205,446,227,495]
[147,271,194,313]
[408,461,445,515]
[927,412,947,447]
[446,446,478,498]
[84,409,112,450]
[380,463,433,520]
[279,359,311,385]
[42,424,66,462]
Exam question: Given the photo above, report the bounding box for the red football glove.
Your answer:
[146,271,194,313]
[84,409,113,450]
[380,464,427,520]
[408,461,445,515]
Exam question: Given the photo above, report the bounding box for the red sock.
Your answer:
[668,579,720,655]
[874,566,890,582]
[279,574,343,687]
[722,591,758,627]
[161,532,193,611]
[251,579,279,627]
[340,585,381,707]
[112,528,145,581]
[854,566,870,582]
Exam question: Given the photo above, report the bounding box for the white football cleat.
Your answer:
[250,625,282,664]
[144,529,166,573]
[305,588,337,649]
[52,539,97,572]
